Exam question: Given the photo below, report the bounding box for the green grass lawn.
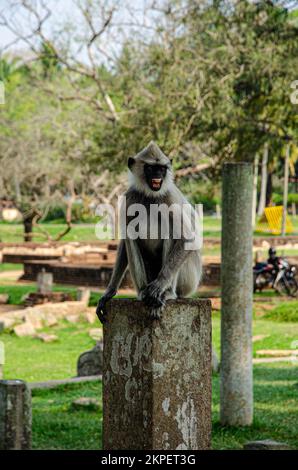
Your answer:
[0,222,100,243]
[211,363,298,450]
[212,312,298,359]
[1,320,96,382]
[1,284,297,377]
[29,363,297,450]
[0,263,23,272]
[0,303,297,449]
[32,382,102,450]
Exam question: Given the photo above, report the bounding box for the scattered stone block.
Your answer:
[30,375,101,391]
[35,333,58,343]
[0,317,18,331]
[211,298,221,311]
[65,314,81,324]
[23,313,43,330]
[259,304,274,311]
[77,288,90,305]
[14,322,36,337]
[253,357,295,364]
[89,328,103,341]
[256,349,298,357]
[0,294,9,304]
[71,397,100,410]
[44,313,58,327]
[85,311,96,324]
[77,342,103,377]
[244,439,291,450]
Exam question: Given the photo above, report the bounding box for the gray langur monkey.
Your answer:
[96,141,202,323]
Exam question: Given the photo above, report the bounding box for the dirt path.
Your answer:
[0,270,23,282]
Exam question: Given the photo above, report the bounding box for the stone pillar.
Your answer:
[220,162,253,426]
[103,298,212,450]
[0,380,32,449]
[37,269,53,295]
[77,288,90,305]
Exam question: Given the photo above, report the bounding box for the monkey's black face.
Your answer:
[144,164,168,191]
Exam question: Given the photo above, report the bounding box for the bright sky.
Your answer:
[0,1,71,48]
[1,0,297,57]
[0,0,152,58]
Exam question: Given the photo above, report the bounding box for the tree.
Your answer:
[1,0,297,207]
[257,143,269,216]
[0,57,89,240]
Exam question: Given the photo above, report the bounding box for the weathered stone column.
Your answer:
[220,162,253,426]
[0,380,32,449]
[103,298,212,450]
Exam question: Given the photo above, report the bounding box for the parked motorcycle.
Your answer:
[253,257,298,297]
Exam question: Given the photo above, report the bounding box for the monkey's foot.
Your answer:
[96,297,109,324]
[149,306,164,320]
[142,280,166,309]
[96,303,108,324]
[96,288,117,324]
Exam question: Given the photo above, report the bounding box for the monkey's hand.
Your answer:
[96,288,116,324]
[141,280,166,319]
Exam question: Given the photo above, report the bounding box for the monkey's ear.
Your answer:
[128,157,135,169]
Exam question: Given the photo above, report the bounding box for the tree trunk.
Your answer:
[23,215,34,242]
[257,143,268,216]
[266,165,273,207]
[281,144,290,237]
[252,153,259,228]
[220,162,253,426]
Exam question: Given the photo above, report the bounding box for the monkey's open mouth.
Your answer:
[151,178,162,190]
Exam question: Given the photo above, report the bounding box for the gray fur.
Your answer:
[96,142,202,322]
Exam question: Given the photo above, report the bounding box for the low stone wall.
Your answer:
[22,260,132,288]
[0,240,117,262]
[2,254,60,264]
[21,259,223,288]
[0,241,118,249]
[3,251,116,265]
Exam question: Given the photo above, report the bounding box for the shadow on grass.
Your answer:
[211,365,298,450]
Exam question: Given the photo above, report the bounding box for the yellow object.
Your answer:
[256,206,294,235]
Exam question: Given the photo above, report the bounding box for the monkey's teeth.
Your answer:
[152,179,162,189]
